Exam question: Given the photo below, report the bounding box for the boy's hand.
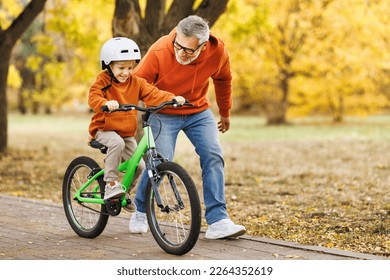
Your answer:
[173,96,186,105]
[105,100,119,111]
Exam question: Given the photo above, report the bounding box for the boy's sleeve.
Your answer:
[138,78,175,107]
[88,75,108,112]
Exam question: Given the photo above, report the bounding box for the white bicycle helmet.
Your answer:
[100,37,141,70]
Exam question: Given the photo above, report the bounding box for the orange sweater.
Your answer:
[133,29,232,117]
[88,71,175,138]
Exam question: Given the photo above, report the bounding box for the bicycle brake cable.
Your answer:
[149,112,163,142]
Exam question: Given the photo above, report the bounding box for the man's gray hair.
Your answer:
[177,15,210,44]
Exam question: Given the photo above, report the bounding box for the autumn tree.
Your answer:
[217,0,389,123]
[0,0,47,153]
[286,0,390,122]
[112,0,229,55]
[227,0,335,124]
[13,20,42,114]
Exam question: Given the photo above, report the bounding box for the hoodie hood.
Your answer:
[133,28,232,117]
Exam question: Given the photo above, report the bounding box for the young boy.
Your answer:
[88,37,184,211]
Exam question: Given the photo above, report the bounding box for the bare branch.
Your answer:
[162,0,195,33]
[4,0,47,46]
[194,0,229,27]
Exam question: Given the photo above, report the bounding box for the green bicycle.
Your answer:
[62,101,201,255]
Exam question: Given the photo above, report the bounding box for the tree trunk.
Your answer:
[113,0,229,54]
[0,0,47,153]
[265,69,290,125]
[0,43,11,153]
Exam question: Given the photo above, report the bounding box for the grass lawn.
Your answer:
[2,112,390,257]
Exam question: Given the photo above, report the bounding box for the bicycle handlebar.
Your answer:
[101,100,193,113]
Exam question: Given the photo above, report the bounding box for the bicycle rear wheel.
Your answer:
[145,162,201,255]
[62,156,108,238]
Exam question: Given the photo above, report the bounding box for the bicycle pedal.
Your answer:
[105,199,122,216]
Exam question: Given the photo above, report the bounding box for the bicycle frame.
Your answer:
[73,124,156,206]
[63,100,201,255]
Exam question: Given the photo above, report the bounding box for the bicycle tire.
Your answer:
[62,156,109,238]
[145,161,201,255]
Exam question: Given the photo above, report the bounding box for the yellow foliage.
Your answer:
[6,0,390,117]
[26,56,43,72]
[213,0,390,122]
[0,1,23,29]
[8,0,115,111]
[7,65,22,89]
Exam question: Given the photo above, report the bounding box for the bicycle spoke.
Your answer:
[63,157,108,238]
[146,162,201,255]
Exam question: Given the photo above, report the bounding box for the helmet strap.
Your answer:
[101,66,120,93]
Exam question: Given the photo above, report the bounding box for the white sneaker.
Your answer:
[129,211,148,234]
[205,219,246,239]
[104,181,125,199]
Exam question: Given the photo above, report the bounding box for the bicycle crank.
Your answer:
[105,199,122,216]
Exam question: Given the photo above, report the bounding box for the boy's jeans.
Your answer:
[134,109,229,225]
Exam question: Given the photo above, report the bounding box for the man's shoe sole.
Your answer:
[205,228,246,240]
[224,228,246,239]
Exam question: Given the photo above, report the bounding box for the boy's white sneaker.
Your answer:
[104,181,125,199]
[205,218,246,239]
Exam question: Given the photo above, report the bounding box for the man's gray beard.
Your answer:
[175,49,201,65]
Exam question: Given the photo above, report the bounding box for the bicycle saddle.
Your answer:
[89,139,108,154]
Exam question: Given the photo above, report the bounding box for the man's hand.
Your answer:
[218,116,230,133]
[105,100,119,111]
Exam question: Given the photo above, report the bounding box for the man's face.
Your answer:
[173,32,206,65]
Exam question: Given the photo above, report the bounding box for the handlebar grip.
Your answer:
[184,99,194,106]
[101,105,109,112]
[173,99,193,107]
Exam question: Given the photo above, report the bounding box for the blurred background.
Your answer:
[1,0,390,256]
[2,0,389,124]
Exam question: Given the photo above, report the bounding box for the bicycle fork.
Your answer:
[145,149,184,212]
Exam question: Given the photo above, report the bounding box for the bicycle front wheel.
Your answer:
[62,156,108,238]
[146,162,201,255]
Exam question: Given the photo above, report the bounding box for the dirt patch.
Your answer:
[220,140,390,256]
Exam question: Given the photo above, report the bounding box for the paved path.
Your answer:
[0,194,387,260]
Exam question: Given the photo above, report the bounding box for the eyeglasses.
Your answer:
[172,39,204,55]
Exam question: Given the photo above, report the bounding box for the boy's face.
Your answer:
[110,60,136,83]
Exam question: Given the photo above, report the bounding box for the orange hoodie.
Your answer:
[133,29,232,117]
[88,71,175,138]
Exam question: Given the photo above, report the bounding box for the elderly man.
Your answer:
[130,15,246,239]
